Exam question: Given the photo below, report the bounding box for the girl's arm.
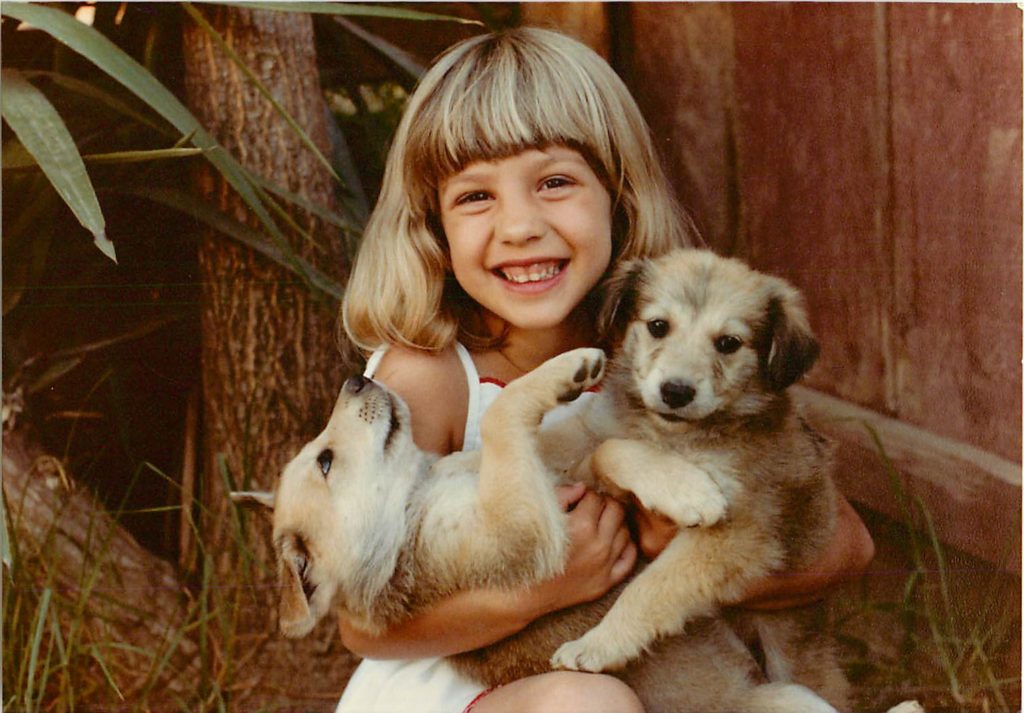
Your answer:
[340,483,636,658]
[632,492,875,609]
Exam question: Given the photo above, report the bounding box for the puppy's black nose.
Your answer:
[344,375,371,394]
[660,380,696,409]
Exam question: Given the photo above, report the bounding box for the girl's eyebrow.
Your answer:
[441,150,586,194]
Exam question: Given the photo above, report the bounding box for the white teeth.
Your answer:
[499,262,563,284]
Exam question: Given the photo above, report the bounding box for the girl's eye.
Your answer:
[455,191,490,205]
[647,319,669,339]
[714,335,743,354]
[541,176,573,191]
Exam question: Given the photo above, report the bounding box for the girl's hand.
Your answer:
[630,500,678,560]
[524,483,637,616]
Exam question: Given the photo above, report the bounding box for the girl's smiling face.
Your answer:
[438,146,613,336]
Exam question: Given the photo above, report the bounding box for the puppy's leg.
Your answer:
[551,525,778,672]
[737,683,840,713]
[476,348,605,576]
[590,438,727,527]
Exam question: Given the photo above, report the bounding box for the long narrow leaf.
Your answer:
[124,186,344,301]
[20,69,171,136]
[0,3,323,298]
[225,2,484,25]
[5,143,205,169]
[0,69,116,263]
[334,16,424,79]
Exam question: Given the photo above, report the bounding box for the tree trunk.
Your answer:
[3,428,201,709]
[182,6,356,707]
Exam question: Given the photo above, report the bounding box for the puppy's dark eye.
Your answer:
[316,449,333,477]
[647,319,669,339]
[714,335,743,354]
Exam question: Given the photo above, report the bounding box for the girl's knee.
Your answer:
[475,671,643,713]
[540,672,643,713]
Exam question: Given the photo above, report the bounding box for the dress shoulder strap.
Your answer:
[453,343,484,452]
[363,348,387,378]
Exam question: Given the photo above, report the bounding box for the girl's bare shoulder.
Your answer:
[372,345,469,455]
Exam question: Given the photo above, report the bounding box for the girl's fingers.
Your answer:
[556,482,588,511]
[610,541,637,583]
[595,494,626,537]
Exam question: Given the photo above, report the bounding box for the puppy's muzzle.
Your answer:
[660,380,696,409]
[345,374,372,394]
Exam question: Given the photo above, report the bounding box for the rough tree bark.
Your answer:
[182,6,356,707]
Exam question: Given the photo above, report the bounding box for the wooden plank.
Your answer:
[794,385,1022,573]
[731,4,894,411]
[623,4,739,254]
[888,4,1023,461]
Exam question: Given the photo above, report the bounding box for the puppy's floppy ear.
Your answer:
[278,554,314,637]
[230,490,275,522]
[598,258,647,345]
[760,278,819,391]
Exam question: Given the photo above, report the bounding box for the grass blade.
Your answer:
[0,69,116,263]
[25,587,53,711]
[89,645,126,701]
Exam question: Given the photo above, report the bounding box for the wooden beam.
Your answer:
[793,386,1021,573]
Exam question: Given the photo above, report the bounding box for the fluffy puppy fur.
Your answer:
[235,249,856,713]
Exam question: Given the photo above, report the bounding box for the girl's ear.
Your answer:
[597,258,647,345]
[759,278,820,392]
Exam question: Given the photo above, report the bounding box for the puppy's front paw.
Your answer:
[538,348,605,403]
[550,629,631,673]
[659,478,727,528]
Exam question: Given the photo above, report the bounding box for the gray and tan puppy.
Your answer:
[235,249,863,712]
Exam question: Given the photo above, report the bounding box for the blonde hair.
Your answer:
[342,27,698,354]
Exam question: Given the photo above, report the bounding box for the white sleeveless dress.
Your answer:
[335,344,595,713]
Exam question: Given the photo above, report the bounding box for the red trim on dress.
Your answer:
[462,687,496,713]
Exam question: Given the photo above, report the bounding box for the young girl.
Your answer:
[338,27,873,713]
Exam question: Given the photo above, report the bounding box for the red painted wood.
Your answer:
[888,4,1022,460]
[730,4,893,410]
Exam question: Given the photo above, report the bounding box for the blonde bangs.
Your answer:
[404,30,620,198]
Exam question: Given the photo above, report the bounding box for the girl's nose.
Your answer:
[495,193,545,245]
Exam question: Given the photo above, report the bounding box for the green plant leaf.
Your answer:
[19,69,172,136]
[125,186,344,302]
[224,2,484,25]
[5,143,205,169]
[0,69,116,263]
[333,16,425,79]
[0,2,327,300]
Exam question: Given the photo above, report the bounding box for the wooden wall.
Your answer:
[524,2,1022,568]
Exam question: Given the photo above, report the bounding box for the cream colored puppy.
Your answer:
[232,348,605,639]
